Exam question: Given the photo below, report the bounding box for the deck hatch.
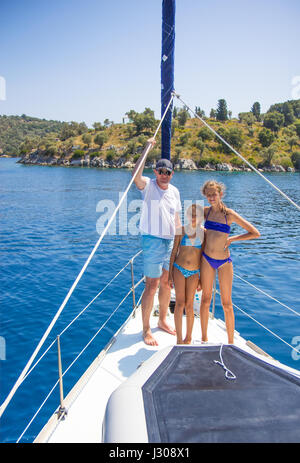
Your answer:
[142,345,300,443]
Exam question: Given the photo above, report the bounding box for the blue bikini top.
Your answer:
[204,207,231,234]
[181,233,202,249]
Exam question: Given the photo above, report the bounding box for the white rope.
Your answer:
[0,94,175,420]
[173,92,300,212]
[17,276,146,442]
[214,289,300,355]
[234,273,300,318]
[214,344,236,380]
[23,250,142,381]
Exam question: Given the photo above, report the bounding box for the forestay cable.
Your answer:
[173,92,300,212]
[0,93,175,419]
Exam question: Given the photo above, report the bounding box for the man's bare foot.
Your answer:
[143,329,158,346]
[158,319,176,336]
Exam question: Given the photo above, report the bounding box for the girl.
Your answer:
[200,180,260,344]
[169,204,205,344]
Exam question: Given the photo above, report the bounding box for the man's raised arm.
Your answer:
[132,138,156,190]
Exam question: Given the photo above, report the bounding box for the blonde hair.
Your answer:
[201,179,227,214]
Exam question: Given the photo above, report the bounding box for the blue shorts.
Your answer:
[141,234,174,278]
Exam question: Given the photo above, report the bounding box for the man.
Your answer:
[132,138,182,346]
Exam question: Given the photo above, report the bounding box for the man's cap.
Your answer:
[155,158,173,172]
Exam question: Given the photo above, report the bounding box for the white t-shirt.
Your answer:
[139,177,182,239]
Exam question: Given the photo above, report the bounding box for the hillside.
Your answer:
[2,98,300,171]
[0,114,66,156]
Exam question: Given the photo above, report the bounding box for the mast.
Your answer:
[161,0,175,160]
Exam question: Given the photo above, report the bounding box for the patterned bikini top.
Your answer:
[204,207,231,234]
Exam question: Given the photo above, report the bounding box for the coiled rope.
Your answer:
[214,344,237,380]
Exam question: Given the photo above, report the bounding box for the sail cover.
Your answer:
[161,0,175,160]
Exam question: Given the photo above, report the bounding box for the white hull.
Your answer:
[35,290,300,443]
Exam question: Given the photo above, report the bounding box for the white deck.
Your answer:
[35,292,299,443]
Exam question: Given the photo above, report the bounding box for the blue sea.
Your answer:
[0,157,300,443]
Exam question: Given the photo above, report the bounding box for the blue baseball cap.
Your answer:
[155,158,173,172]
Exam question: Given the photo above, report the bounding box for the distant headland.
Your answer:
[1,98,299,172]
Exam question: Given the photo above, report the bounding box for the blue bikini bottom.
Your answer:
[202,252,232,270]
[174,262,200,279]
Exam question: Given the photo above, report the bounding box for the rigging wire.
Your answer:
[173,92,300,212]
[234,273,300,318]
[2,89,299,424]
[0,94,175,419]
[23,251,142,382]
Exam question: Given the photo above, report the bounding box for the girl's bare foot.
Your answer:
[183,338,192,344]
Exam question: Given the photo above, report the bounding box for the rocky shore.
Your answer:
[17,151,296,173]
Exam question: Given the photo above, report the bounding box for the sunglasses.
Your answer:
[157,169,172,176]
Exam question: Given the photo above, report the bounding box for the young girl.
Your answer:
[169,204,205,344]
[200,180,260,344]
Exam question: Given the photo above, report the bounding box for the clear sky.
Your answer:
[0,0,299,127]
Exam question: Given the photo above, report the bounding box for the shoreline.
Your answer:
[12,153,297,173]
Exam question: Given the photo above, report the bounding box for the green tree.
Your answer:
[125,140,137,156]
[282,102,295,126]
[60,122,76,141]
[171,119,178,136]
[177,108,190,127]
[291,151,300,169]
[18,136,39,154]
[125,108,156,135]
[104,119,112,127]
[198,127,213,141]
[77,122,88,135]
[194,139,205,157]
[216,99,228,121]
[268,100,300,125]
[258,128,275,147]
[45,145,58,156]
[261,146,276,166]
[178,132,190,145]
[227,127,243,150]
[217,127,243,153]
[94,132,108,148]
[195,106,205,118]
[210,108,216,119]
[82,133,92,147]
[93,122,103,131]
[263,111,284,132]
[287,136,299,149]
[251,102,261,121]
[238,112,256,126]
[295,120,300,138]
[72,149,85,159]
